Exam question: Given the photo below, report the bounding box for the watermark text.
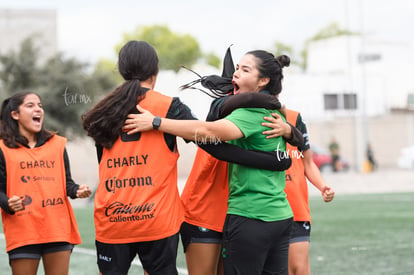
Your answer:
[63,86,92,106]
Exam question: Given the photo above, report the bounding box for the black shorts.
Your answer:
[180,222,222,253]
[96,233,179,275]
[222,214,293,275]
[290,221,311,243]
[8,242,74,261]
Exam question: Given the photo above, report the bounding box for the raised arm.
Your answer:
[302,149,335,202]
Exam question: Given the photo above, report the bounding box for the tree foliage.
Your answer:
[0,37,117,138]
[272,42,301,67]
[0,38,40,92]
[94,58,122,84]
[116,25,202,72]
[271,22,357,71]
[310,22,357,41]
[301,22,358,70]
[204,52,221,68]
[273,42,293,57]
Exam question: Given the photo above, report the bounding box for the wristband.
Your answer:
[152,116,161,130]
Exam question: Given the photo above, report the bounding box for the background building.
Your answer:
[0,8,57,64]
[280,35,414,170]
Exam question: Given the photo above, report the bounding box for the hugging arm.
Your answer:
[262,112,304,147]
[219,92,281,117]
[199,94,290,171]
[218,94,304,147]
[199,143,291,171]
[123,98,292,171]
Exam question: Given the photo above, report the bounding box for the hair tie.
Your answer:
[275,58,282,68]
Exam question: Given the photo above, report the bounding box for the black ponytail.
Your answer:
[82,41,159,148]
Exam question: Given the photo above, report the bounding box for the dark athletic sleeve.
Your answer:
[285,123,305,148]
[64,149,80,199]
[165,97,198,150]
[219,92,281,118]
[201,143,291,171]
[0,149,13,214]
[294,113,310,152]
[96,144,103,164]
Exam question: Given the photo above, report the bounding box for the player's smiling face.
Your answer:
[232,54,268,95]
[11,93,44,138]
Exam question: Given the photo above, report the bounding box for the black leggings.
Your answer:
[222,214,293,275]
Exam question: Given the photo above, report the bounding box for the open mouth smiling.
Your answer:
[33,115,41,124]
[232,81,240,94]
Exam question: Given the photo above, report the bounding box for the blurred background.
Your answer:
[1,0,413,193]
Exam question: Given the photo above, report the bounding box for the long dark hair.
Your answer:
[247,50,290,96]
[180,47,290,98]
[179,46,235,98]
[0,91,54,148]
[82,41,159,148]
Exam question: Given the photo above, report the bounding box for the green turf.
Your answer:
[1,192,413,274]
[309,192,414,275]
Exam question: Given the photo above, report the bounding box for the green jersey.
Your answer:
[225,107,293,222]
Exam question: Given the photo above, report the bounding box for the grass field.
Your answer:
[1,192,413,274]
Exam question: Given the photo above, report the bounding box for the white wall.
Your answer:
[0,9,57,64]
[282,35,414,121]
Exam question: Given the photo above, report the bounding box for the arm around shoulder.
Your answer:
[123,105,245,141]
